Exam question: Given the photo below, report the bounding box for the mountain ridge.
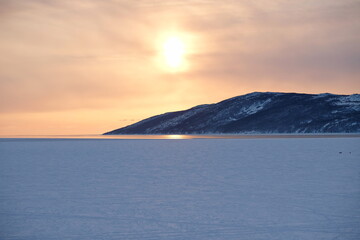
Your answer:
[104,92,360,134]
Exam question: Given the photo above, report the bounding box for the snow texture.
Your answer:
[1,137,360,240]
[334,94,360,111]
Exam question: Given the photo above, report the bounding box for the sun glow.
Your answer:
[162,36,186,69]
[166,135,185,139]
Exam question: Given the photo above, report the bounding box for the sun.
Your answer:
[162,36,185,69]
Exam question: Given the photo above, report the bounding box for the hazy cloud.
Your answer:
[0,0,359,133]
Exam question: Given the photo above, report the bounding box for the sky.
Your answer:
[0,0,359,135]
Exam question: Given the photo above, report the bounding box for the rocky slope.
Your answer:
[104,92,360,134]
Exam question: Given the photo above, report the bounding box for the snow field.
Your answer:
[0,137,359,239]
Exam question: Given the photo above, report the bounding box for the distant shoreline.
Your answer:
[1,133,360,140]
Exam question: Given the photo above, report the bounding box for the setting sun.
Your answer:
[162,36,185,68]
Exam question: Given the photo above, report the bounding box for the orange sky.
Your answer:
[1,0,360,135]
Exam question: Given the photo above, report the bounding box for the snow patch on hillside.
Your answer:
[146,107,206,132]
[210,98,272,126]
[312,93,335,99]
[334,94,360,111]
[242,99,272,115]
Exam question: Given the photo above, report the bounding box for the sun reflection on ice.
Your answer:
[166,135,185,139]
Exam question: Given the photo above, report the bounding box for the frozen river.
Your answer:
[1,136,359,239]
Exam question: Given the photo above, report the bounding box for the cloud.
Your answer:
[0,0,359,115]
[0,0,160,112]
[179,0,360,93]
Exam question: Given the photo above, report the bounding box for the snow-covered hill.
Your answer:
[104,92,360,134]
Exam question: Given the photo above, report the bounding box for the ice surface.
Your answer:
[1,137,360,240]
